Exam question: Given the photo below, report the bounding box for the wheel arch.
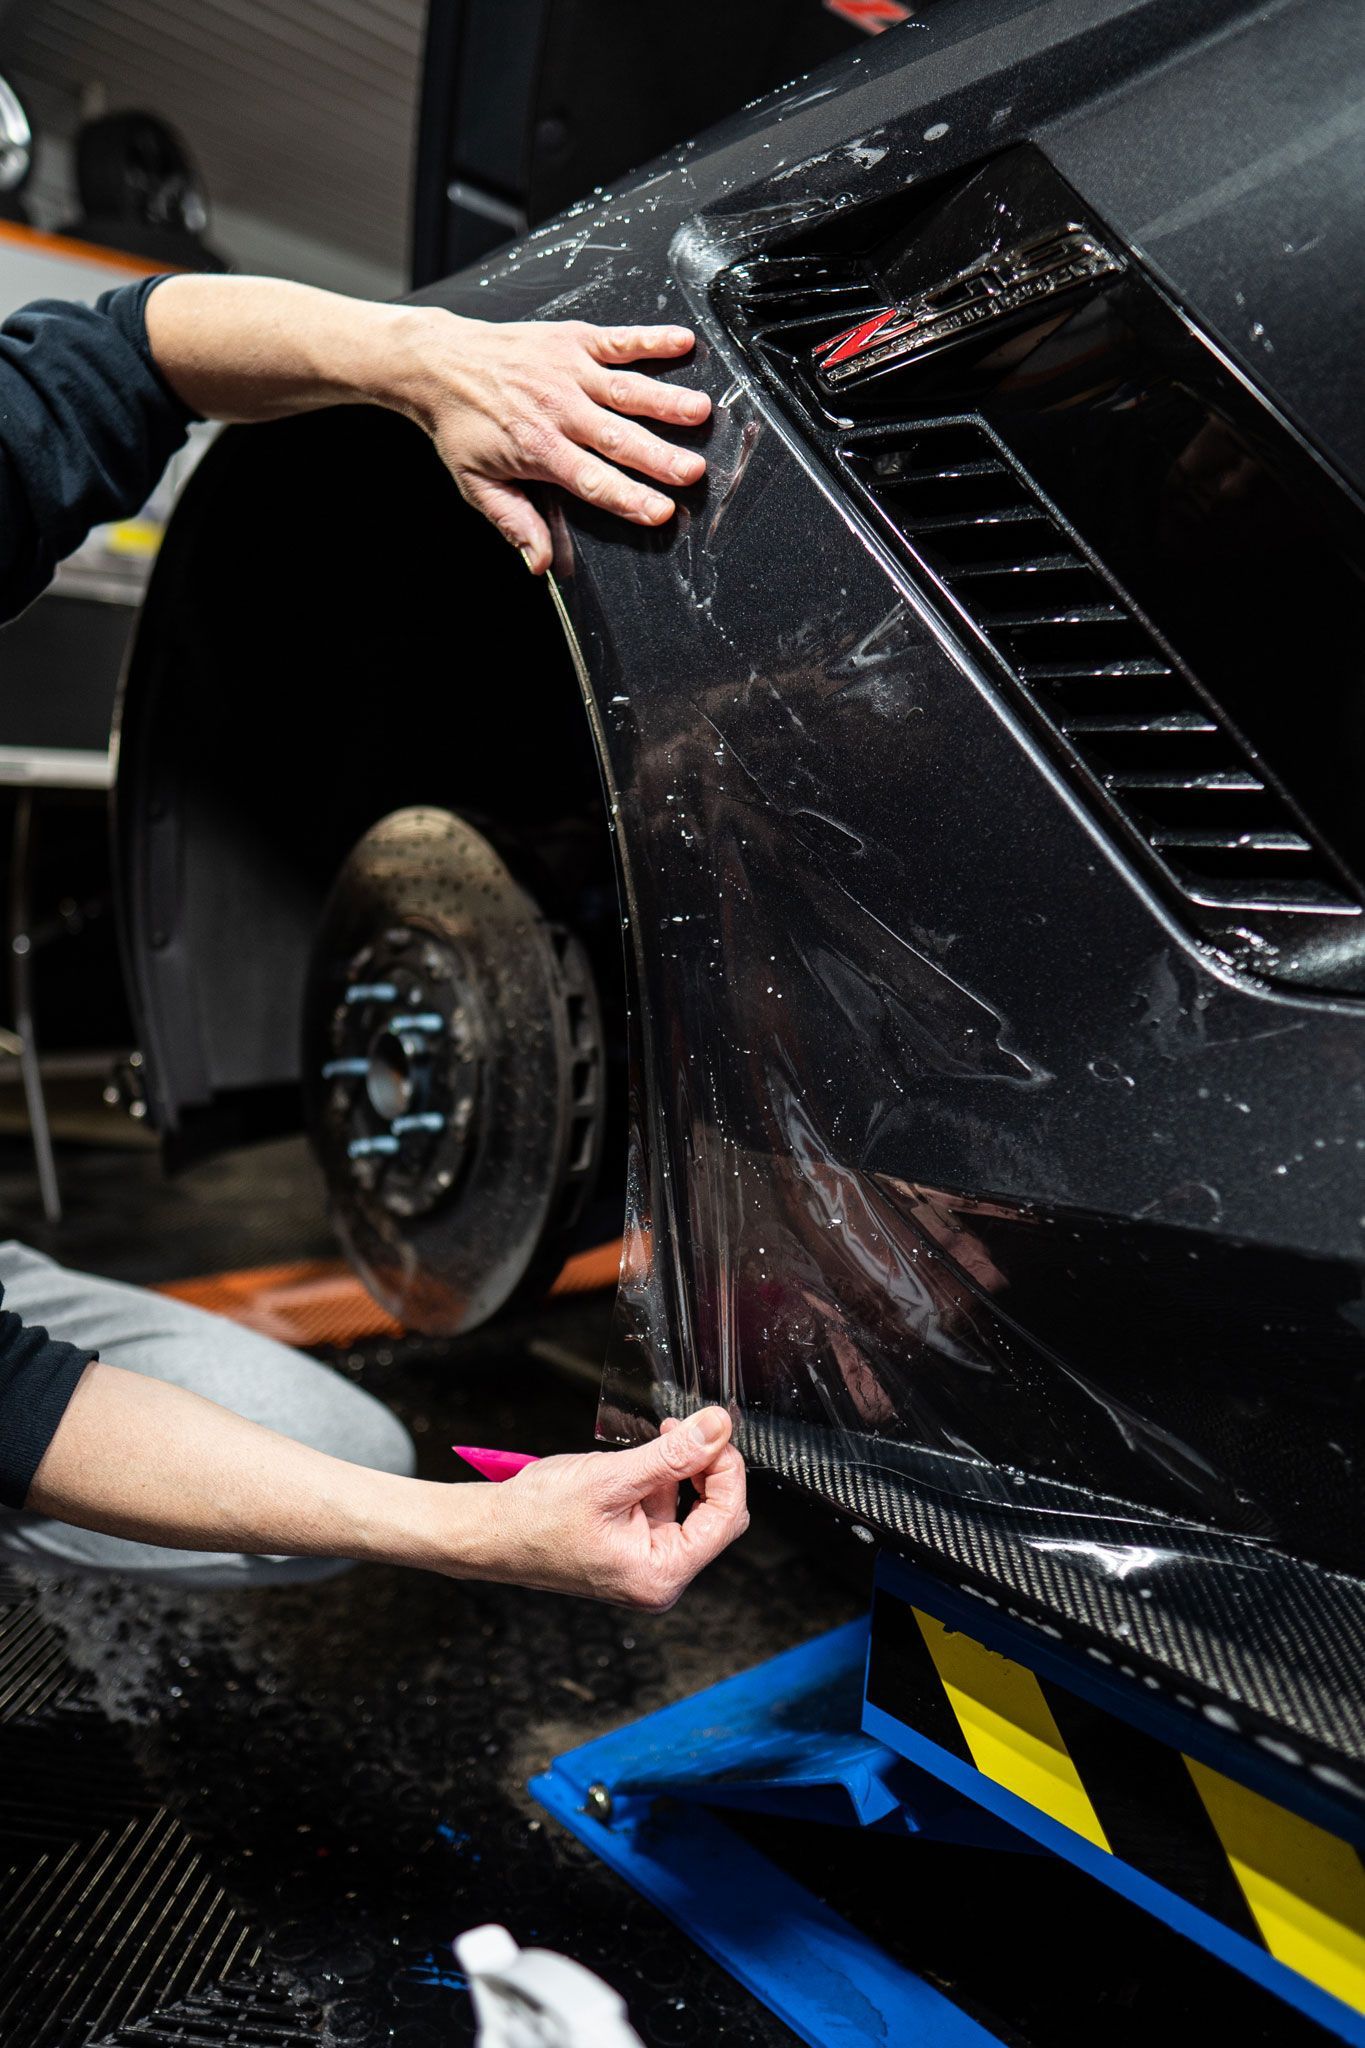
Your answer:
[115,404,626,1180]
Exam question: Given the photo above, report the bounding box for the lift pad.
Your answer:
[533,1616,1004,2047]
[531,1556,1365,2047]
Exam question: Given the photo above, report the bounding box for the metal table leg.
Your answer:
[9,791,61,1224]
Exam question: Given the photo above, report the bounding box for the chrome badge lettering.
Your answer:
[812,224,1123,389]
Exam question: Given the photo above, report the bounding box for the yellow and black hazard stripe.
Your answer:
[866,1588,1365,2020]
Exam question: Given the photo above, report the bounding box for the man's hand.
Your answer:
[145,279,711,576]
[477,1408,748,1609]
[30,1357,746,1609]
[400,313,711,573]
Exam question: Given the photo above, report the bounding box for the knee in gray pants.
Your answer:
[0,1241,416,1588]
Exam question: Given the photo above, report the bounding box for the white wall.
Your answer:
[16,92,402,300]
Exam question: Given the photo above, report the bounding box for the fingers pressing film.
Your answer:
[639,1413,684,1525]
[563,447,675,526]
[433,313,709,572]
[609,1409,750,1609]
[572,400,706,489]
[692,1441,747,1521]
[585,323,698,364]
[475,1407,748,1609]
[655,1443,750,1580]
[588,367,711,427]
[601,1407,733,1511]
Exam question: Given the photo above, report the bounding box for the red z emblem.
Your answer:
[823,0,914,30]
[812,307,918,369]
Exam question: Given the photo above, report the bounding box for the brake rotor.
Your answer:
[303,808,605,1334]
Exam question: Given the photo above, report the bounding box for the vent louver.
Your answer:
[715,220,1365,992]
[720,255,886,351]
[844,422,1359,925]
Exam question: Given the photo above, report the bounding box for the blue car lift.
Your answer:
[532,1555,1365,2046]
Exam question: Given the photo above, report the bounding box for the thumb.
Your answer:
[600,1408,733,1508]
[457,473,552,573]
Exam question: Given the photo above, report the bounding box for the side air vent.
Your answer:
[721,255,885,351]
[845,422,1360,926]
[712,146,1365,994]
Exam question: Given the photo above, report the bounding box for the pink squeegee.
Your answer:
[452,1444,541,1482]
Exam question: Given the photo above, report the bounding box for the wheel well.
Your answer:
[118,405,627,1192]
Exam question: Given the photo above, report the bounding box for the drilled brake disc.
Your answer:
[303,808,604,1334]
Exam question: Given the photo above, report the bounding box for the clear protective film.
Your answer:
[506,126,1365,1789]
[599,1029,1365,1781]
[568,393,1365,1786]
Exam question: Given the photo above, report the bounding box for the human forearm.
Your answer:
[144,273,427,424]
[24,1362,749,1606]
[141,273,710,573]
[26,1360,478,1569]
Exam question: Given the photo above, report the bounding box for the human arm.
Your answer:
[24,1362,747,1609]
[144,273,711,573]
[0,277,200,622]
[0,271,703,617]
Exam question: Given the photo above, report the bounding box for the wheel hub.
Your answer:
[364,1027,428,1122]
[322,926,485,1219]
[305,806,608,1334]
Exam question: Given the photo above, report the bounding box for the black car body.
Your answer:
[117,0,1365,1801]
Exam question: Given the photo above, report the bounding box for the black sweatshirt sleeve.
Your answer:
[0,277,190,1503]
[0,273,201,626]
[0,1287,96,1509]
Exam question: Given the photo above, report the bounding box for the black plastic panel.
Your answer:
[715,146,1365,995]
[410,0,877,286]
[723,1406,1365,1816]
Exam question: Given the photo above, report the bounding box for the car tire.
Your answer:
[302,806,605,1334]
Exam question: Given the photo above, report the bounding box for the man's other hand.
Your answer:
[476,1407,748,1609]
[401,314,711,573]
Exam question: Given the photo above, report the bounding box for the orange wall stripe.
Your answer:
[0,218,175,277]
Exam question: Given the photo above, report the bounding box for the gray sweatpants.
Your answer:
[0,1240,416,1588]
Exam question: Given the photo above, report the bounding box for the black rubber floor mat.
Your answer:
[0,1285,1329,2048]
[0,1559,86,1720]
[0,1575,306,2048]
[0,1808,261,2047]
[1,1572,153,1857]
[0,1705,155,1853]
[93,1980,321,2047]
[0,1594,81,1717]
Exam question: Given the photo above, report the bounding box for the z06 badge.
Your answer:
[812,223,1124,390]
[822,0,914,28]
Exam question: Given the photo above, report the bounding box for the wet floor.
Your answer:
[11,1297,857,2048]
[0,1111,1336,2047]
[0,1102,855,2045]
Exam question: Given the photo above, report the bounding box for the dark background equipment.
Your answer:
[61,109,227,270]
[411,0,894,283]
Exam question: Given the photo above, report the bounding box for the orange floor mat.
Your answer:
[155,1239,623,1348]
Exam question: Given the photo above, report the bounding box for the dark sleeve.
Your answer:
[0,274,202,626]
[0,1282,96,1509]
